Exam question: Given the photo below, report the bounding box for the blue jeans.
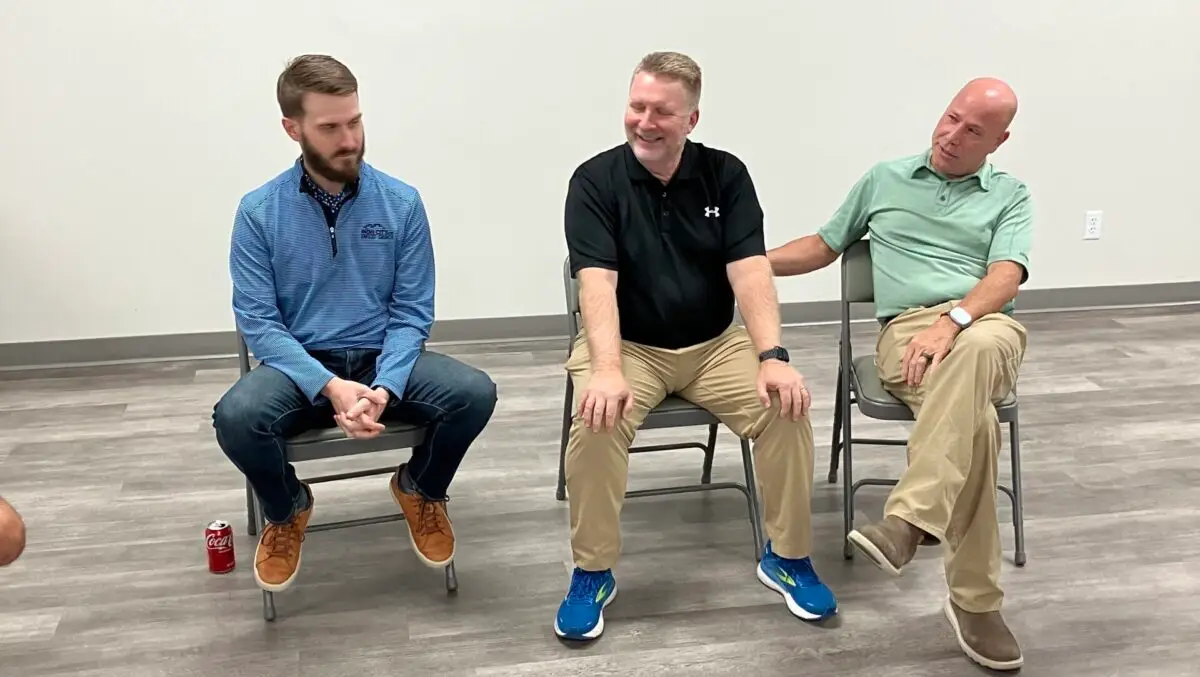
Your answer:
[212,348,497,524]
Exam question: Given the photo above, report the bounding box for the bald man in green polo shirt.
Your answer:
[767,78,1030,672]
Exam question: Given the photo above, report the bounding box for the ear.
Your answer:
[281,117,302,143]
[688,108,700,133]
[995,129,1010,149]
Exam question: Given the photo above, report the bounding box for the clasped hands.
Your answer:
[576,358,811,434]
[322,377,389,439]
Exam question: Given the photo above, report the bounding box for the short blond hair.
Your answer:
[633,51,702,108]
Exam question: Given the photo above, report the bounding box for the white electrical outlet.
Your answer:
[1084,210,1102,240]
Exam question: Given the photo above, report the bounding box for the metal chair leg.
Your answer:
[700,424,718,484]
[262,590,276,621]
[841,376,856,561]
[739,439,765,561]
[829,362,844,483]
[245,481,258,537]
[1009,417,1026,567]
[253,494,277,621]
[556,378,573,501]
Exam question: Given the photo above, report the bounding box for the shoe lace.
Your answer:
[416,498,452,537]
[566,569,606,604]
[776,556,820,586]
[262,521,303,559]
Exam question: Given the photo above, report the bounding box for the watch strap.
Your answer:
[758,346,790,363]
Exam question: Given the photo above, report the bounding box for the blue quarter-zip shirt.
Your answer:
[229,158,435,403]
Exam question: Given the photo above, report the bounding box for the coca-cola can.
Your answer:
[205,519,236,574]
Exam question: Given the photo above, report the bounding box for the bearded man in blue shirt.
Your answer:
[212,54,497,594]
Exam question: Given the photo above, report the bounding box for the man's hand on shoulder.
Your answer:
[901,315,961,387]
[578,368,632,433]
[756,359,810,421]
[322,378,388,438]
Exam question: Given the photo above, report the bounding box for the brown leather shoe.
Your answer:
[253,484,313,592]
[390,469,455,568]
[944,597,1024,671]
[846,515,923,575]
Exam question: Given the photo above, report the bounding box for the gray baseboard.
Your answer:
[1,281,1197,370]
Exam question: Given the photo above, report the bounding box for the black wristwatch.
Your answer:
[758,346,790,363]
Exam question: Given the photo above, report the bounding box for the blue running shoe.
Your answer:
[756,542,838,620]
[554,567,617,640]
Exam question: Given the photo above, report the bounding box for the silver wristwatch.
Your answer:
[947,306,973,329]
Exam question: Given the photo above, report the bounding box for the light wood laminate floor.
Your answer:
[1,305,1199,676]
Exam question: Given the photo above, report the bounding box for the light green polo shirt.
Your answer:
[817,150,1033,319]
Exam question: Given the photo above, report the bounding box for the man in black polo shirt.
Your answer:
[553,51,837,642]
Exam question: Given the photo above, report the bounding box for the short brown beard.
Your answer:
[299,133,364,185]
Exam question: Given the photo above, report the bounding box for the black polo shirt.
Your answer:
[565,140,766,350]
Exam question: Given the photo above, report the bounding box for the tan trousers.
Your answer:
[564,324,815,571]
[875,301,1026,613]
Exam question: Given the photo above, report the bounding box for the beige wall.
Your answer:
[1,0,1196,343]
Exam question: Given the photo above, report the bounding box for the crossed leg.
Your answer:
[848,301,1027,671]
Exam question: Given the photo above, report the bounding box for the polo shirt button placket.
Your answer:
[937,182,950,210]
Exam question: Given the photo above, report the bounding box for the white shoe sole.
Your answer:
[554,586,617,640]
[943,597,1024,671]
[847,529,903,576]
[756,564,832,621]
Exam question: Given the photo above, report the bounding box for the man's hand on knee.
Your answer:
[578,369,633,433]
[902,316,961,387]
[756,360,811,420]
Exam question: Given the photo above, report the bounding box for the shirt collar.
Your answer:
[913,148,993,190]
[624,139,700,184]
[294,157,361,201]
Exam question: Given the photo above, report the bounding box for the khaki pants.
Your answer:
[564,324,815,571]
[875,301,1027,613]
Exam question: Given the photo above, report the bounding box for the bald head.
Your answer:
[930,77,1018,177]
[0,497,24,567]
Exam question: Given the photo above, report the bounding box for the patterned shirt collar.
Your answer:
[298,162,360,213]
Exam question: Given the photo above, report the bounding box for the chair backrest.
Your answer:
[840,238,873,304]
[563,257,582,341]
[236,331,252,376]
[837,238,873,367]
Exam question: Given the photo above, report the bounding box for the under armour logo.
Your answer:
[704,206,720,218]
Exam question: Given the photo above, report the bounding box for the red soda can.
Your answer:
[205,519,236,574]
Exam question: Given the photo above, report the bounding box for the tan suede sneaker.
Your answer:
[390,469,455,568]
[944,597,1024,671]
[847,515,923,575]
[253,485,313,593]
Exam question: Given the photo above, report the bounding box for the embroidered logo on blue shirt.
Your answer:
[361,223,394,240]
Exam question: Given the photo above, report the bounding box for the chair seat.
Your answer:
[851,355,1017,422]
[285,422,427,462]
[640,395,720,431]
